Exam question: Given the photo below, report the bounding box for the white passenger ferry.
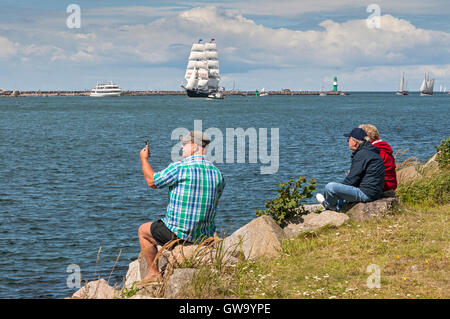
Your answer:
[90,82,122,97]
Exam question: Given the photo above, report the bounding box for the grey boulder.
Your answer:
[283,210,349,239]
[222,215,286,260]
[71,278,118,299]
[164,268,199,298]
[343,197,398,221]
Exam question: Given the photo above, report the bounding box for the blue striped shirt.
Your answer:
[153,155,225,242]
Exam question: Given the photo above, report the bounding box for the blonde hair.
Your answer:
[359,124,379,141]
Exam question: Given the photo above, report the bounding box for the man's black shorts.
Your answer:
[150,220,181,247]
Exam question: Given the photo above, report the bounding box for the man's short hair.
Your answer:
[351,137,365,145]
[359,124,380,141]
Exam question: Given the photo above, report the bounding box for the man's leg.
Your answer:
[137,222,161,281]
[323,182,370,210]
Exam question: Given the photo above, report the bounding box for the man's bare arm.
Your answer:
[140,145,157,189]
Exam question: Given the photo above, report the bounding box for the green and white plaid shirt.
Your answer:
[153,155,225,242]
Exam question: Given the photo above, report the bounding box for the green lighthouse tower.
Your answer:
[333,76,338,92]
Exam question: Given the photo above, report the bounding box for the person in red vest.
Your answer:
[359,124,397,191]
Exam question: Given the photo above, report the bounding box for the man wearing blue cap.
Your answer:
[316,127,385,211]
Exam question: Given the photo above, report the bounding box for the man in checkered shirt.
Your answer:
[137,130,225,283]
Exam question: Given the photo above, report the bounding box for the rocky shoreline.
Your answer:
[68,195,397,299]
[67,153,439,299]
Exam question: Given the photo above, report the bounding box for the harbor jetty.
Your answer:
[0,89,348,97]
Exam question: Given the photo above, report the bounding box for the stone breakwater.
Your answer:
[1,90,348,97]
[0,90,186,97]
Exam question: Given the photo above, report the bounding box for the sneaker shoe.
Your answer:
[316,193,325,205]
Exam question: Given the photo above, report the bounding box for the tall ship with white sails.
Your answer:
[181,39,220,98]
[419,73,434,96]
[396,72,408,95]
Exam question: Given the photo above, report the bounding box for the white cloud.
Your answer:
[0,36,17,59]
[3,5,450,67]
[182,0,450,17]
[150,6,450,68]
[1,4,450,90]
[84,5,185,18]
[71,6,448,69]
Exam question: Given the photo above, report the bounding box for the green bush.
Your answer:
[256,176,316,226]
[434,137,450,169]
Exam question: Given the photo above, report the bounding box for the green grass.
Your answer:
[178,168,450,299]
[180,204,449,299]
[396,168,450,206]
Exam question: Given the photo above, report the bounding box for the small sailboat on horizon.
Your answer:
[420,73,434,96]
[208,86,225,99]
[259,88,269,96]
[396,72,408,95]
[319,86,326,96]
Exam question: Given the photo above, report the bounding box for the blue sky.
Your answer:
[1,0,449,91]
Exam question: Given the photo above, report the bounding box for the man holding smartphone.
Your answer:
[137,131,225,284]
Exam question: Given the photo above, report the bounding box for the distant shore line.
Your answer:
[0,90,349,97]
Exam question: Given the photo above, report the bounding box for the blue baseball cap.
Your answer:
[343,128,367,141]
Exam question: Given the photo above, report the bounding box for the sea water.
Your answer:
[0,93,448,298]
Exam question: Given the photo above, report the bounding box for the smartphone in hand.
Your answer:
[145,140,150,157]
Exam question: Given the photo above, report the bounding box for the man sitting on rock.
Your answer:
[137,130,225,284]
[316,128,385,211]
